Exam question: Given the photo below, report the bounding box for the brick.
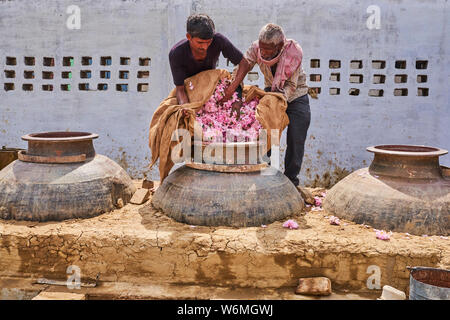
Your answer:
[142,179,154,189]
[295,277,332,296]
[130,188,150,205]
[296,186,315,205]
[378,285,406,300]
[32,292,86,300]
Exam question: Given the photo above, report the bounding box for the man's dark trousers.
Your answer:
[265,91,311,186]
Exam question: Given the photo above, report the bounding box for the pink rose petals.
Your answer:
[189,81,194,90]
[195,78,262,143]
[375,230,391,241]
[329,216,341,225]
[282,219,299,230]
[314,196,322,207]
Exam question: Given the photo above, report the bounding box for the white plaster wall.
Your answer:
[0,0,448,186]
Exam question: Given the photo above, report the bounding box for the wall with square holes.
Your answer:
[1,0,449,186]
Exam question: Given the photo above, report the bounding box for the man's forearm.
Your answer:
[229,58,250,90]
[176,85,189,105]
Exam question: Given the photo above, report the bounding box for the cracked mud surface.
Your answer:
[0,186,448,295]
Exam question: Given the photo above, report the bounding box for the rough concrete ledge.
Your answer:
[0,193,448,297]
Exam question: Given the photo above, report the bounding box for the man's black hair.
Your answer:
[186,14,215,40]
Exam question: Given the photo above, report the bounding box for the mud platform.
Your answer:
[0,182,448,300]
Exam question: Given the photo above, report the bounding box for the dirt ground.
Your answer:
[0,182,448,299]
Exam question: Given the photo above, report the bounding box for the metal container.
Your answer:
[408,266,450,300]
[0,132,136,221]
[323,145,450,236]
[152,144,304,227]
[0,147,25,170]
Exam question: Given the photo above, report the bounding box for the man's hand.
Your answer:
[230,101,243,120]
[176,85,190,105]
[220,85,236,104]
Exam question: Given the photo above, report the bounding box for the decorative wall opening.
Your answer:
[348,88,360,96]
[329,88,340,95]
[137,83,149,92]
[310,59,320,68]
[5,70,15,78]
[61,84,71,91]
[81,56,92,66]
[116,84,128,92]
[394,88,408,96]
[417,75,428,83]
[137,71,149,78]
[139,57,151,66]
[350,60,363,69]
[369,89,384,97]
[120,57,131,65]
[42,84,53,91]
[101,56,112,66]
[22,84,33,91]
[43,57,55,67]
[62,71,72,79]
[330,73,340,81]
[6,57,17,65]
[310,87,321,94]
[416,60,428,69]
[372,60,386,69]
[329,60,341,68]
[42,71,53,79]
[100,71,111,79]
[80,70,92,79]
[395,60,406,69]
[350,74,363,83]
[24,57,35,66]
[79,83,90,91]
[418,87,429,96]
[119,71,129,79]
[98,83,108,91]
[373,74,386,84]
[63,57,74,67]
[24,71,34,79]
[394,74,407,83]
[4,83,15,91]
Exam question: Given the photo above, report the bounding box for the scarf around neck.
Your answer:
[255,39,303,92]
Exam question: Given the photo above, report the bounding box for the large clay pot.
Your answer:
[0,132,136,221]
[152,159,304,227]
[323,145,449,236]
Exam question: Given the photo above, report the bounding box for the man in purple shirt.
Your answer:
[169,14,249,105]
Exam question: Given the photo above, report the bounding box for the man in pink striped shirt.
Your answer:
[226,23,311,188]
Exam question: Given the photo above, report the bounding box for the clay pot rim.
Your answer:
[367,145,448,157]
[22,132,99,142]
[1,147,26,152]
